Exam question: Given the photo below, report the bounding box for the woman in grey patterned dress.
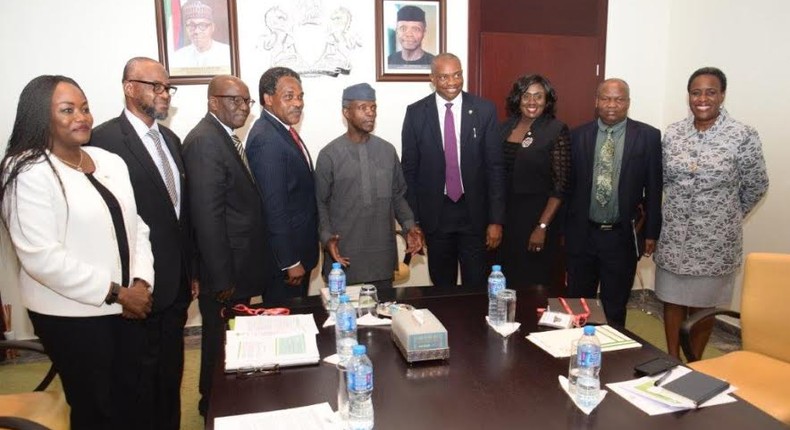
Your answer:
[654,67,769,360]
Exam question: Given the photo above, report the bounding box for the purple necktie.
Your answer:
[444,103,462,202]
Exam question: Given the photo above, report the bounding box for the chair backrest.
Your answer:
[741,253,790,363]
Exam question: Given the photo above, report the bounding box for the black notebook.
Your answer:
[662,370,730,407]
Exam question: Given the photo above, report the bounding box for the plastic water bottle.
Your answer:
[335,294,358,363]
[328,262,346,315]
[575,325,602,407]
[487,265,507,325]
[346,345,374,430]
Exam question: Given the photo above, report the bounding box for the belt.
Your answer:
[588,220,621,231]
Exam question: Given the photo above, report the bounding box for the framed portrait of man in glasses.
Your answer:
[375,0,446,82]
[155,0,241,84]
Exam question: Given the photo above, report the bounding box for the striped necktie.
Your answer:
[232,134,252,176]
[146,129,178,206]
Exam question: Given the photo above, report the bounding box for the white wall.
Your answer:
[2,0,788,337]
[607,0,790,309]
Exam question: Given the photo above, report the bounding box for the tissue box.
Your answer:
[391,309,449,362]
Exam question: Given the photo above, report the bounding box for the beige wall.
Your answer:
[2,0,788,338]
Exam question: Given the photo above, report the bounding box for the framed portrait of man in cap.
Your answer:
[375,0,445,82]
[155,0,240,84]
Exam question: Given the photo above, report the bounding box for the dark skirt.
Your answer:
[499,192,560,286]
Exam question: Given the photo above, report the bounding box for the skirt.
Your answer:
[654,265,737,308]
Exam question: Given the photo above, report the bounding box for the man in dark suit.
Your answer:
[246,67,318,304]
[565,78,662,327]
[182,75,270,416]
[91,57,193,430]
[401,53,506,289]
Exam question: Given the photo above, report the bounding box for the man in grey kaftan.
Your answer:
[315,83,424,287]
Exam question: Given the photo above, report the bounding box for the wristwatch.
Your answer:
[105,282,121,305]
[538,223,548,230]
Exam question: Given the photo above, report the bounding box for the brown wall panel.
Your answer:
[480,32,599,128]
[480,0,600,36]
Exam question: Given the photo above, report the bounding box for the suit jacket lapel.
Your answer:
[460,93,474,145]
[582,123,598,180]
[264,112,313,170]
[206,114,256,185]
[425,96,443,152]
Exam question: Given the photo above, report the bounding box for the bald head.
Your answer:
[430,52,461,75]
[208,75,251,129]
[121,57,171,126]
[596,78,630,98]
[595,78,630,126]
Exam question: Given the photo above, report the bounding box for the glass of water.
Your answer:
[496,289,517,323]
[357,285,379,317]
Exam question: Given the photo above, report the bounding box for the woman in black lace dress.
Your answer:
[498,74,570,285]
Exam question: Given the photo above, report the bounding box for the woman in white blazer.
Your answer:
[0,75,155,429]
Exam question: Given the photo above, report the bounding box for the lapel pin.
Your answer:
[468,109,473,115]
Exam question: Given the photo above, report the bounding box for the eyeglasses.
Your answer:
[127,79,178,96]
[185,22,212,32]
[213,95,255,107]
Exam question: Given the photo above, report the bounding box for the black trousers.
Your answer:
[197,294,250,416]
[138,295,190,430]
[566,226,638,327]
[425,196,487,290]
[28,311,146,430]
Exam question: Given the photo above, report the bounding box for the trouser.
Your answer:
[138,296,190,430]
[566,225,638,327]
[29,311,146,430]
[425,196,487,290]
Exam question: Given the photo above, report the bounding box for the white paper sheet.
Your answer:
[526,325,641,358]
[214,402,342,430]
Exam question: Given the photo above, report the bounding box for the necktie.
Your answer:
[289,127,302,149]
[146,129,178,207]
[595,128,615,207]
[232,134,252,176]
[289,126,309,163]
[443,103,462,202]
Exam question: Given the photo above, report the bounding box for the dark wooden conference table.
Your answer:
[206,285,785,429]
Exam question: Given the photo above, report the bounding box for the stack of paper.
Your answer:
[225,314,320,372]
[607,366,737,415]
[526,325,641,358]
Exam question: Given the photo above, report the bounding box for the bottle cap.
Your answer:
[339,294,349,303]
[492,265,502,271]
[583,325,596,335]
[352,344,366,355]
[332,262,342,269]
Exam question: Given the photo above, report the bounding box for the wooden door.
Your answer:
[479,33,600,127]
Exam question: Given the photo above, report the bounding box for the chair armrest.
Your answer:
[0,416,53,430]
[680,308,740,362]
[0,340,58,391]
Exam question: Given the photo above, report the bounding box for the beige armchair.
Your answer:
[681,253,790,425]
[0,340,69,430]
